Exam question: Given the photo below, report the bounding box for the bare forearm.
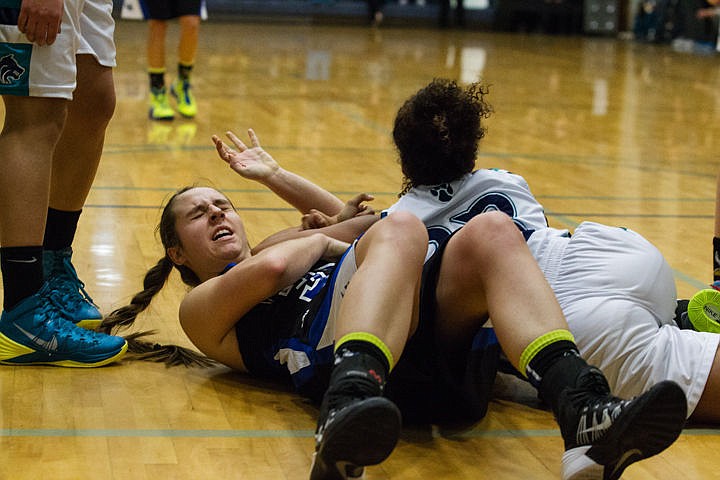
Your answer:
[253,214,378,253]
[265,234,337,287]
[213,129,345,215]
[260,168,345,215]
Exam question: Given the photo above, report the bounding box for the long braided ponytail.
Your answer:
[100,256,174,332]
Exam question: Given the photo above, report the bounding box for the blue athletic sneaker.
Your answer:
[0,282,127,367]
[44,248,103,330]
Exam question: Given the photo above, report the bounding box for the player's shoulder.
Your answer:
[472,168,529,185]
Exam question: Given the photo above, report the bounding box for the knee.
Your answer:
[78,89,115,132]
[384,211,428,242]
[455,211,524,258]
[89,85,116,127]
[376,212,428,259]
[149,19,168,33]
[179,15,201,31]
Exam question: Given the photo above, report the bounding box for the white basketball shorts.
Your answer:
[0,0,115,99]
[528,222,719,417]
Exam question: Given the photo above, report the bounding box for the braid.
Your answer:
[99,256,175,334]
[99,256,217,368]
[124,331,218,368]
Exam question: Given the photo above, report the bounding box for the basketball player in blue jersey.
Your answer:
[103,127,690,480]
[0,0,128,367]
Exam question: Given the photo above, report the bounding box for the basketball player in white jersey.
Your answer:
[381,78,720,424]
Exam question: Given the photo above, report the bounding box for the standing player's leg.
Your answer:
[45,54,115,329]
[679,170,720,331]
[0,1,126,365]
[170,13,200,118]
[148,18,174,120]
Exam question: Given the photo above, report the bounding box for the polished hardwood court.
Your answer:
[1,17,720,479]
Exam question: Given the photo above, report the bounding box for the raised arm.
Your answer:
[180,233,348,369]
[252,214,379,254]
[212,129,346,215]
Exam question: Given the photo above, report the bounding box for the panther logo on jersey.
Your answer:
[430,183,454,202]
[0,53,26,85]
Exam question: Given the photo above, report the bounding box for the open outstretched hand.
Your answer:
[212,128,279,181]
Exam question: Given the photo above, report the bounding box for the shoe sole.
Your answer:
[75,318,103,330]
[687,288,720,333]
[149,110,174,121]
[310,397,401,480]
[0,341,127,368]
[563,380,687,480]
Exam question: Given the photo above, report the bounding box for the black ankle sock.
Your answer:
[526,339,580,385]
[178,63,193,81]
[526,340,585,411]
[1,246,44,310]
[43,208,81,251]
[535,351,589,415]
[149,72,165,91]
[330,341,389,395]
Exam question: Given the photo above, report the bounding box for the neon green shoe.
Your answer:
[687,285,720,333]
[170,78,197,118]
[149,87,175,121]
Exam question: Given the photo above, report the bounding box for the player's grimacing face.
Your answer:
[171,187,249,273]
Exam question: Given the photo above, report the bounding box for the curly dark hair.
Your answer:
[393,78,493,195]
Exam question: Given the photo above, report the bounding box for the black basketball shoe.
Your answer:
[558,367,687,480]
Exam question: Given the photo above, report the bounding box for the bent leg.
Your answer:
[431,212,686,480]
[433,211,569,368]
[311,212,427,480]
[335,211,427,361]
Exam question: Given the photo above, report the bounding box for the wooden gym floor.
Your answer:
[1,18,719,479]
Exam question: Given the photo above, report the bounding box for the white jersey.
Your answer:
[384,168,719,418]
[384,169,567,261]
